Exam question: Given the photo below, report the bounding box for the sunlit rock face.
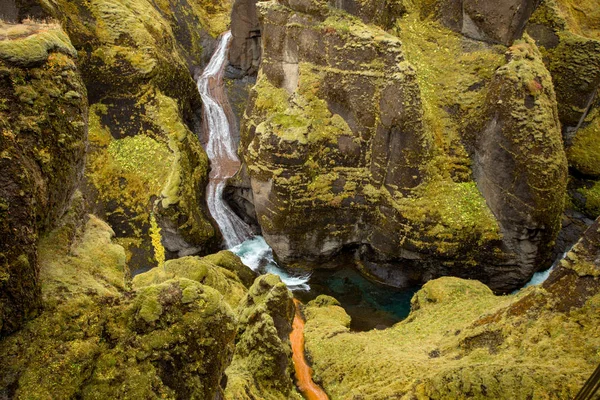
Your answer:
[238,0,568,292]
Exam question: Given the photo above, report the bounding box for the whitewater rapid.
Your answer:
[198,32,310,290]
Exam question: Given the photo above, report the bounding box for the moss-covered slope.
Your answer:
[303,217,600,399]
[0,211,250,398]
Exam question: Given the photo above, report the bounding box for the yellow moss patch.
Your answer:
[304,276,600,399]
[0,22,76,66]
[38,214,127,303]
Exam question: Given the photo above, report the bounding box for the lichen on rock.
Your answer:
[225,274,301,399]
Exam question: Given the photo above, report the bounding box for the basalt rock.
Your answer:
[526,0,600,139]
[0,22,87,336]
[229,0,262,76]
[417,0,541,45]
[240,2,567,292]
[473,38,568,290]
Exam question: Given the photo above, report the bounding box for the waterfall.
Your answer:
[198,31,253,249]
[198,32,310,290]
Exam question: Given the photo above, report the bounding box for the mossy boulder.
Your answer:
[0,212,240,399]
[302,219,600,398]
[132,250,256,308]
[0,22,87,336]
[224,274,300,399]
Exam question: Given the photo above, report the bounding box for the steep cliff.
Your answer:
[20,0,234,271]
[0,21,87,336]
[239,0,568,292]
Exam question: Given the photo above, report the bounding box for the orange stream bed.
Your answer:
[290,298,329,400]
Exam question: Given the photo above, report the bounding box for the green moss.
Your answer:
[302,275,600,399]
[225,274,300,399]
[395,14,504,171]
[578,180,600,218]
[568,116,600,176]
[0,23,76,67]
[132,252,249,308]
[554,0,600,40]
[38,214,127,303]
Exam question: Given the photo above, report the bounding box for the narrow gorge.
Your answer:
[0,0,599,398]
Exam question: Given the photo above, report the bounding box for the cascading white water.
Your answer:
[198,31,253,249]
[198,32,310,290]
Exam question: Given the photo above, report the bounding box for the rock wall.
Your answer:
[239,1,567,292]
[418,0,541,45]
[24,0,235,270]
[0,22,87,336]
[474,38,568,289]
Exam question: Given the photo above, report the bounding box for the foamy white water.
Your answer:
[231,236,311,291]
[198,32,310,290]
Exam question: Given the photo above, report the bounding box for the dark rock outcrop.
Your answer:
[239,2,567,292]
[229,0,262,76]
[419,0,541,45]
[473,38,568,290]
[0,22,87,336]
[526,0,600,138]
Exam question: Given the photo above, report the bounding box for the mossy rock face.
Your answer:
[241,2,565,292]
[27,0,229,272]
[0,213,239,399]
[224,274,300,399]
[0,23,87,336]
[302,219,600,399]
[527,0,600,133]
[567,114,600,178]
[473,37,568,290]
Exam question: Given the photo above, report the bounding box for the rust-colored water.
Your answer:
[290,298,329,400]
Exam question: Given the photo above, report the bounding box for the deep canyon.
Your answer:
[0,0,599,398]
